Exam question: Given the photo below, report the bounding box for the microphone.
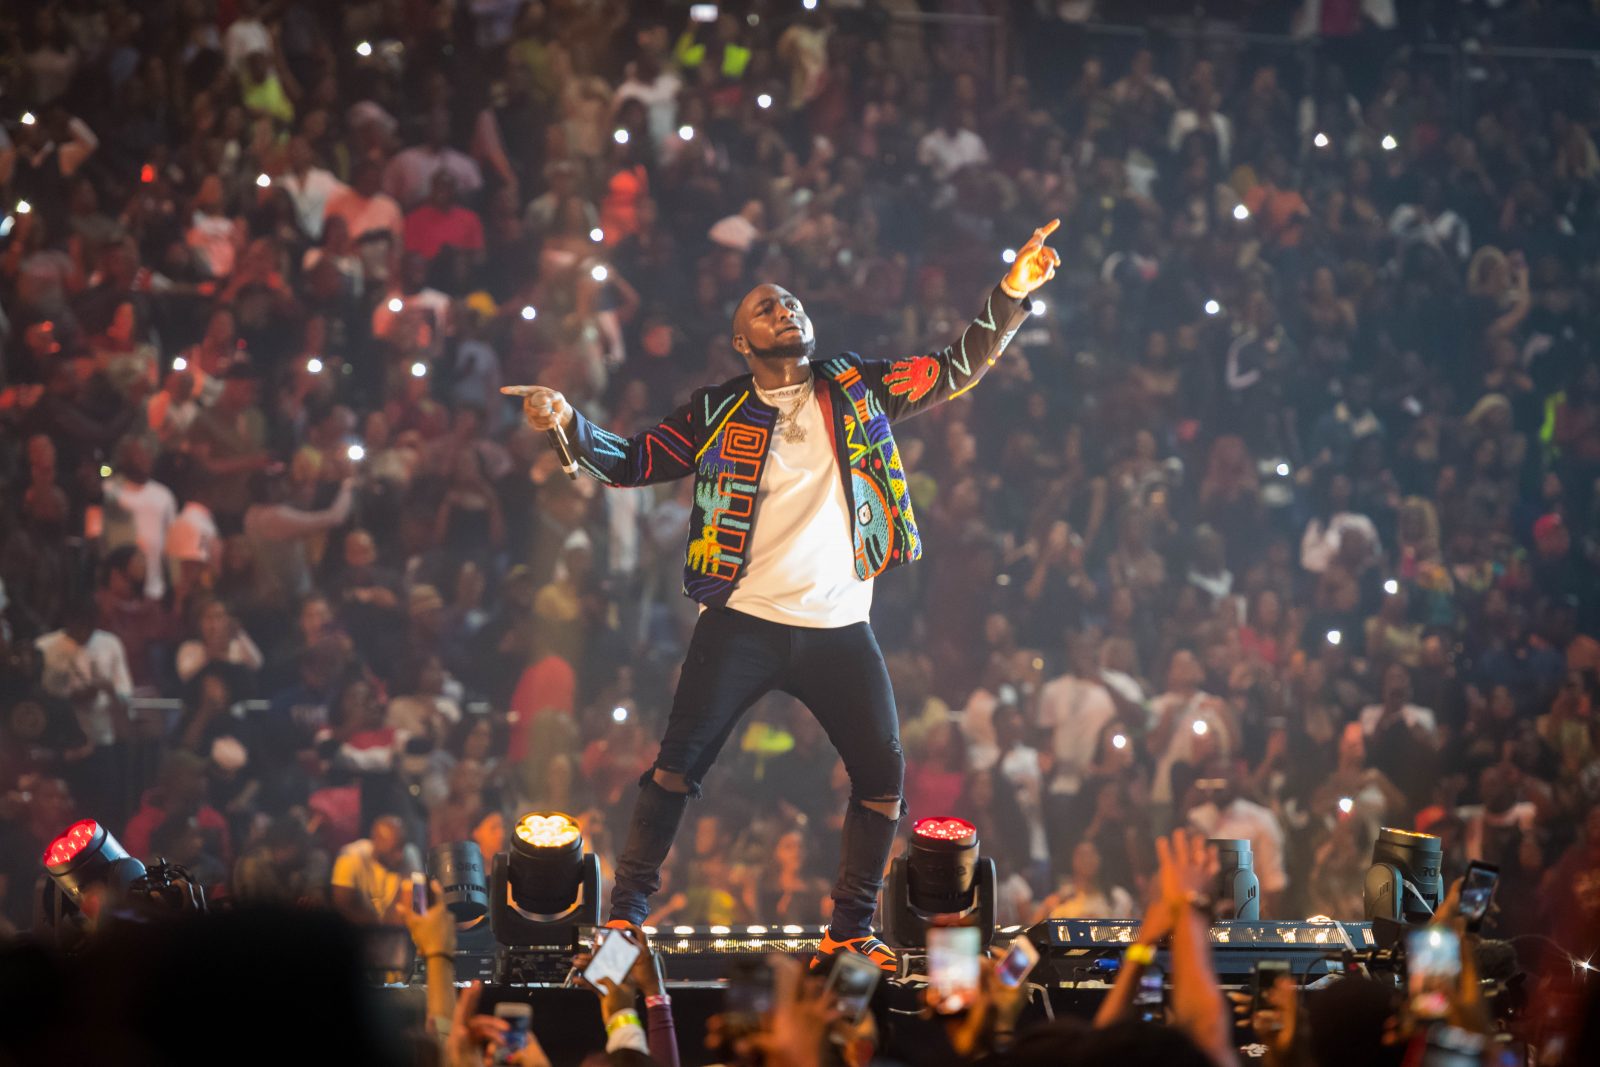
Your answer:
[547,424,578,481]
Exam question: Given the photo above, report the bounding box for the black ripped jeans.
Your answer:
[611,606,904,937]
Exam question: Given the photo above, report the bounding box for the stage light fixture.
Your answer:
[490,811,601,948]
[42,819,146,906]
[1364,826,1442,924]
[428,841,489,925]
[1211,839,1260,920]
[884,816,997,949]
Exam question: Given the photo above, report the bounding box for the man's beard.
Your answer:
[748,335,816,362]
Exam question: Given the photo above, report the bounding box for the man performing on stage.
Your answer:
[505,220,1060,972]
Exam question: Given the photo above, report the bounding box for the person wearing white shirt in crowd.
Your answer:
[1168,96,1233,168]
[1034,840,1137,922]
[101,437,176,600]
[612,53,682,148]
[382,110,484,211]
[36,604,133,751]
[166,496,221,598]
[278,136,347,242]
[917,108,990,183]
[1036,634,1117,802]
[176,598,265,683]
[1148,648,1237,814]
[1185,757,1289,914]
[223,0,273,72]
[1389,176,1471,262]
[186,175,245,279]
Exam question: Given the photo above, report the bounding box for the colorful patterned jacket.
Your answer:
[568,282,1033,607]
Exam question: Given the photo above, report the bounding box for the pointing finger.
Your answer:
[1039,217,1061,238]
[500,385,543,396]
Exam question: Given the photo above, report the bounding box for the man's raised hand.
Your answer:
[501,384,575,432]
[1003,218,1062,297]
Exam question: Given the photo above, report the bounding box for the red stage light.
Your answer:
[44,819,101,868]
[913,817,977,843]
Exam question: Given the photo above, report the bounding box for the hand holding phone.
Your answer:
[927,926,981,1014]
[1407,926,1461,1021]
[492,1002,532,1065]
[823,951,882,1023]
[583,928,643,991]
[995,935,1039,988]
[1458,861,1499,929]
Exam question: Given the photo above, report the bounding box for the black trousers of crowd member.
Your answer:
[610,606,904,937]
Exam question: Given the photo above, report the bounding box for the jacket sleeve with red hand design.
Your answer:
[860,281,1033,423]
[568,389,704,488]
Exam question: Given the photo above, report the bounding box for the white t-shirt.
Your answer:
[726,378,872,628]
[917,127,990,182]
[1149,690,1234,805]
[1358,702,1439,742]
[35,629,133,746]
[280,167,348,241]
[103,476,177,599]
[1036,674,1116,795]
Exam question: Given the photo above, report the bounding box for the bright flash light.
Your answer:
[757,93,773,110]
[803,0,818,8]
[20,111,36,126]
[1326,629,1343,646]
[410,361,428,378]
[613,128,629,145]
[612,706,628,723]
[255,173,271,188]
[590,264,609,282]
[1233,203,1250,220]
[1314,132,1330,148]
[1192,719,1209,737]
[347,444,365,462]
[678,124,695,140]
[1338,796,1355,814]
[100,465,113,478]
[387,297,403,313]
[1384,578,1399,596]
[520,305,537,321]
[1275,462,1290,477]
[589,227,604,243]
[1031,299,1047,316]
[0,216,11,238]
[1382,134,1399,152]
[16,200,31,215]
[356,41,373,57]
[1579,958,1595,973]
[1204,299,1221,316]
[172,356,188,372]
[306,357,324,374]
[1002,248,1017,264]
[1112,733,1128,750]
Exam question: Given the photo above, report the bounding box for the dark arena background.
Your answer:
[2,1,1600,1065]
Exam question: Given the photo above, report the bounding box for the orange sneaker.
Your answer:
[809,931,898,974]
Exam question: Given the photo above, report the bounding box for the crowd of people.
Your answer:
[0,0,1598,1043]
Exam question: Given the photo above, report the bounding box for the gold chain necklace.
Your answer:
[759,375,814,444]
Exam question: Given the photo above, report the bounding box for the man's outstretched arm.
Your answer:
[502,384,700,488]
[862,219,1060,423]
